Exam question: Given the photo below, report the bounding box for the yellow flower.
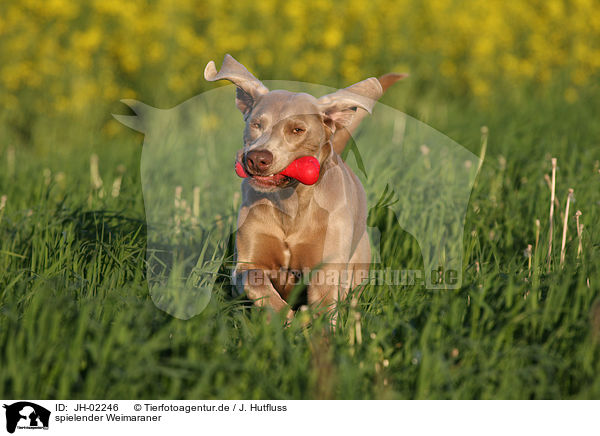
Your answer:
[323,28,342,49]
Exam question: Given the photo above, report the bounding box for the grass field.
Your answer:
[1,77,599,399]
[1,0,600,400]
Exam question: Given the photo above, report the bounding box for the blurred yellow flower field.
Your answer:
[0,0,599,139]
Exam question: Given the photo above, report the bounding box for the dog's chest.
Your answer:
[278,199,329,267]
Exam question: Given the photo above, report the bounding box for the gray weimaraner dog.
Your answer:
[204,54,404,322]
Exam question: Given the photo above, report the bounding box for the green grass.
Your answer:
[1,81,599,399]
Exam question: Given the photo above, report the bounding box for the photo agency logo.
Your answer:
[3,402,50,433]
[114,55,480,320]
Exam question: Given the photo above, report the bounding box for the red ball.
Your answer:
[280,156,320,185]
[234,156,320,185]
[235,161,248,178]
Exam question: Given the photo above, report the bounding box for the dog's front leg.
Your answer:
[234,268,287,309]
[234,210,294,320]
[304,210,361,325]
[306,263,353,327]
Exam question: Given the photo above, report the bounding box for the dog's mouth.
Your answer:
[235,160,292,188]
[234,154,320,188]
[248,171,291,188]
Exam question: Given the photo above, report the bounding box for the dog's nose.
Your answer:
[245,150,273,173]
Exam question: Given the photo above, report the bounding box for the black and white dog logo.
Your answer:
[3,402,50,433]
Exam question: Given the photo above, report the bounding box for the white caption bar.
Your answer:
[0,400,597,435]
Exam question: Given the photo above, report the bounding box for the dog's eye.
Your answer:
[250,121,261,129]
[292,127,305,134]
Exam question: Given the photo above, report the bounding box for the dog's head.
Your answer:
[204,54,383,191]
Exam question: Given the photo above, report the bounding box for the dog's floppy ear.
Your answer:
[204,54,269,118]
[317,77,383,130]
[331,72,407,154]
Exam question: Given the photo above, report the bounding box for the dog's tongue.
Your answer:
[235,156,320,185]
